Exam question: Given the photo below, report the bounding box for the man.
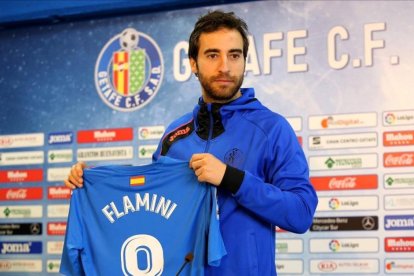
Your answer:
[65,10,318,275]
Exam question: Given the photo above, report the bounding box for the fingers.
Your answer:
[189,153,225,186]
[189,153,204,169]
[64,162,87,190]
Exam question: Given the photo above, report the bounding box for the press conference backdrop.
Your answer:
[0,0,413,275]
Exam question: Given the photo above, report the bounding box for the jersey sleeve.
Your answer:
[59,190,86,276]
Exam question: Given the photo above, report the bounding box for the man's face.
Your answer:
[190,28,245,103]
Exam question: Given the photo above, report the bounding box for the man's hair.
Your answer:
[188,10,249,61]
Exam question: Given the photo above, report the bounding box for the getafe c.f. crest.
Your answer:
[95,28,164,112]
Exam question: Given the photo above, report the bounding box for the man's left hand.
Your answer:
[189,153,226,186]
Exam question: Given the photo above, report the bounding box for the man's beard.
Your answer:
[198,71,244,102]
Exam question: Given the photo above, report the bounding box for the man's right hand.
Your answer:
[64,162,87,190]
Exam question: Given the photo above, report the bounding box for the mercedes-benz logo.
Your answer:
[362,216,376,230]
[30,223,41,235]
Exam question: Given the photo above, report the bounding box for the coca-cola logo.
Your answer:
[384,153,414,167]
[329,177,356,189]
[6,189,28,199]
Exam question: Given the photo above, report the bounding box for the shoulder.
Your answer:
[241,105,294,137]
[164,112,194,133]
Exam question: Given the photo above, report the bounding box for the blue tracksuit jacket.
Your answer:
[153,87,318,275]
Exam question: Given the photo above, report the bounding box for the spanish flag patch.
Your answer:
[130,175,145,186]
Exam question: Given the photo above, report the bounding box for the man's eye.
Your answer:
[207,54,218,59]
[230,54,241,60]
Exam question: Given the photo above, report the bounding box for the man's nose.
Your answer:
[218,56,230,73]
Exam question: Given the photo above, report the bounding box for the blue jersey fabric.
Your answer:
[60,157,226,276]
[153,88,318,275]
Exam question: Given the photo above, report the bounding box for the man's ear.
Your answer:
[190,58,197,74]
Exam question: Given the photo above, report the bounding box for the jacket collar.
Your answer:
[194,88,258,140]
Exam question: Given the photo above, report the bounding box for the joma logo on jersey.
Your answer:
[95,28,164,112]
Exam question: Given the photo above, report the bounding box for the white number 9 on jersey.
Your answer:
[121,234,164,275]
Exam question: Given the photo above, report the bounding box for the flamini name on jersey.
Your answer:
[101,192,177,223]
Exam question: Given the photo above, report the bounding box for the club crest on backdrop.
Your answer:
[95,28,164,112]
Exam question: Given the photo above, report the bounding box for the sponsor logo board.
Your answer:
[0,187,43,200]
[47,204,70,218]
[309,112,377,130]
[47,241,64,255]
[0,169,43,183]
[0,223,42,235]
[385,258,414,274]
[0,241,42,254]
[385,237,414,252]
[311,175,377,191]
[384,152,414,167]
[309,132,377,150]
[310,259,379,274]
[47,167,71,182]
[384,194,414,210]
[0,205,42,219]
[309,153,377,171]
[138,145,157,159]
[77,146,133,161]
[138,126,165,140]
[310,238,379,253]
[383,130,414,146]
[0,151,44,166]
[383,110,414,126]
[0,259,42,272]
[384,215,414,231]
[47,222,67,235]
[0,133,44,149]
[48,132,73,145]
[48,149,73,163]
[384,173,414,189]
[48,186,71,200]
[77,128,133,143]
[317,196,378,211]
[311,216,378,232]
[47,259,61,273]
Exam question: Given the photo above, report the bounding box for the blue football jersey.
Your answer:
[60,157,226,276]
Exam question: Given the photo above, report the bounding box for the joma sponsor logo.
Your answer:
[385,215,414,230]
[0,241,42,254]
[48,132,73,145]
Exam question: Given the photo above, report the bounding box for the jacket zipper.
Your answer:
[204,103,214,153]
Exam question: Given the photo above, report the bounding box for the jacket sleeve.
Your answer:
[59,190,86,275]
[221,118,318,234]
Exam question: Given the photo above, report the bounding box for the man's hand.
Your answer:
[64,162,87,190]
[189,153,226,186]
